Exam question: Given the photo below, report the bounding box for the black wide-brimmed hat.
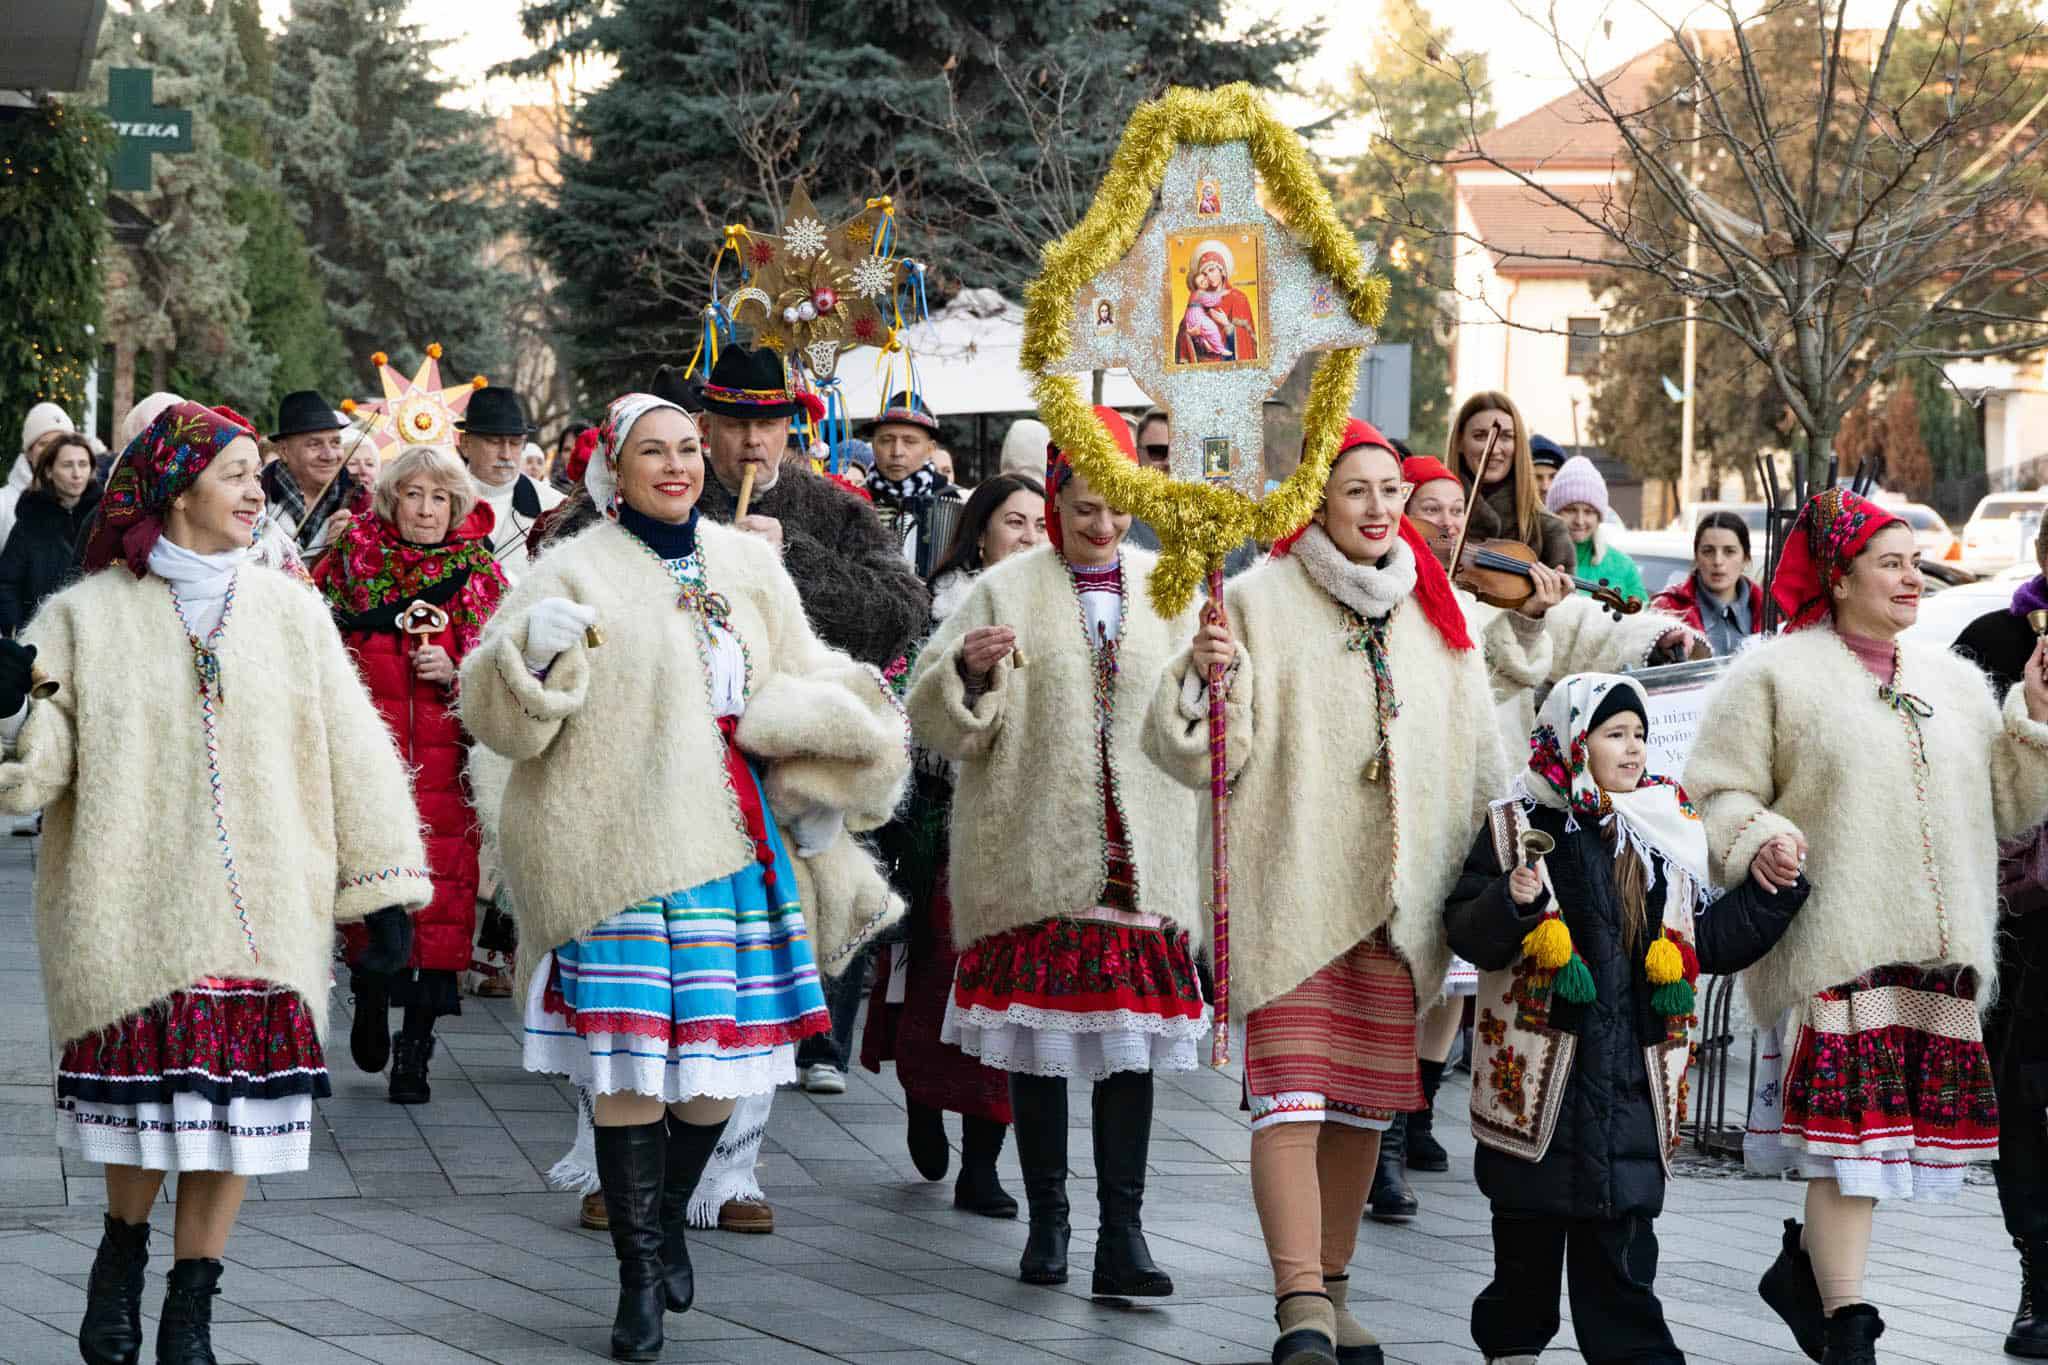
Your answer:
[649,365,705,413]
[698,346,799,420]
[859,390,945,442]
[456,386,536,437]
[272,390,346,439]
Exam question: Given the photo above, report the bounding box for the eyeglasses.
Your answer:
[1142,443,1171,459]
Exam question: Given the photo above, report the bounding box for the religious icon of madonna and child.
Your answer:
[1168,230,1263,367]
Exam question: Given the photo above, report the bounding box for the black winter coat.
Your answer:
[1445,803,1808,1220]
[0,485,100,635]
[1953,602,2048,1101]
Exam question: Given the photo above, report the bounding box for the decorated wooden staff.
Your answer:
[1020,84,1388,1066]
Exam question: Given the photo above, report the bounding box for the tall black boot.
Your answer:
[594,1119,667,1361]
[2011,1236,2048,1358]
[1758,1217,1826,1362]
[1090,1069,1172,1299]
[1009,1072,1070,1285]
[1820,1304,1883,1365]
[1406,1060,1449,1173]
[388,1028,434,1106]
[907,1098,950,1181]
[658,1112,728,1313]
[349,972,390,1074]
[955,1114,1019,1218]
[155,1258,223,1365]
[78,1213,149,1365]
[1366,1114,1418,1221]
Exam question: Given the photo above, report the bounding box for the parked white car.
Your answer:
[1959,491,2048,576]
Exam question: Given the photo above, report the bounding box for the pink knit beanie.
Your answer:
[1544,455,1608,516]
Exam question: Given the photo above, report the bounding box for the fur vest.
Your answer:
[1684,624,2048,1020]
[3,566,432,1046]
[459,520,909,995]
[1142,531,1506,1015]
[907,545,1203,949]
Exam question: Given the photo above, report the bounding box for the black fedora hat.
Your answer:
[649,365,705,413]
[272,390,347,439]
[859,390,944,443]
[456,387,536,437]
[698,346,799,420]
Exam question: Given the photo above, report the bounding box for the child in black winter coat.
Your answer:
[1444,672,1809,1365]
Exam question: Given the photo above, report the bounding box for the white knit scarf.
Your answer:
[1289,520,1416,620]
[149,535,241,639]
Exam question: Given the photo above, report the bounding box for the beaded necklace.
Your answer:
[618,524,754,701]
[1343,605,1400,777]
[168,574,258,962]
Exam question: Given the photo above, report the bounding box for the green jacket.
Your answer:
[1574,536,1648,606]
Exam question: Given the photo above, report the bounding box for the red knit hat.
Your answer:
[1044,405,1136,554]
[1273,418,1473,651]
[1400,454,1459,490]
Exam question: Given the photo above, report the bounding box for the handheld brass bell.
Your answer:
[2030,609,2048,638]
[1517,828,1555,870]
[584,624,605,649]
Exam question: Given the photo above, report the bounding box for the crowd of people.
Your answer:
[2,359,2043,1365]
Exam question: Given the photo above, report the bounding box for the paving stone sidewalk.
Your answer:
[0,840,2023,1363]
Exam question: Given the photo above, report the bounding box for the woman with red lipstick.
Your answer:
[1686,488,2048,1365]
[908,406,1208,1301]
[1144,419,1506,1364]
[462,392,908,1360]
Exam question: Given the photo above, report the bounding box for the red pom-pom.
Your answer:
[796,391,826,424]
[1672,932,1700,984]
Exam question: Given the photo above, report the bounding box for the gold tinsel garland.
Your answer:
[1022,84,1390,617]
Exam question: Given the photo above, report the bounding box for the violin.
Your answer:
[1432,527,1643,618]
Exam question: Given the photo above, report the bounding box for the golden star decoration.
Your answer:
[727,186,901,381]
[344,344,486,456]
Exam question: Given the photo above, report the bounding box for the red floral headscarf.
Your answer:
[1272,418,1473,651]
[1768,488,1904,632]
[1043,405,1137,554]
[83,401,256,576]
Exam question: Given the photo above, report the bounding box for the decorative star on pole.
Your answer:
[343,343,486,457]
[727,185,902,382]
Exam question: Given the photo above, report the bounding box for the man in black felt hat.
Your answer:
[859,391,965,579]
[261,390,355,551]
[458,386,562,582]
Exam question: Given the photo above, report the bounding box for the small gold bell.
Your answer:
[2030,609,2048,638]
[584,625,606,649]
[1362,753,1384,783]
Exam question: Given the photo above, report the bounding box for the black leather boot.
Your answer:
[907,1099,949,1181]
[954,1114,1018,1218]
[1272,1291,1340,1365]
[1090,1069,1172,1299]
[658,1111,727,1313]
[1758,1217,1826,1362]
[1821,1303,1883,1365]
[388,1031,434,1105]
[594,1119,667,1361]
[1366,1115,1418,1221]
[78,1213,149,1365]
[2011,1236,2048,1358]
[350,974,390,1074]
[155,1258,223,1365]
[1406,1061,1449,1173]
[1009,1072,1070,1285]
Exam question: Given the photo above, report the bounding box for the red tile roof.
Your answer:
[1460,182,1624,276]
[1476,49,1668,169]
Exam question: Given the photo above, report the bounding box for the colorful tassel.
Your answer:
[1675,936,1700,983]
[1644,937,1684,986]
[1553,953,1597,1005]
[1652,979,1697,1017]
[1523,916,1574,972]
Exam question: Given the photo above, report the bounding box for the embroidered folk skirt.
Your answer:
[521,746,830,1102]
[1243,932,1420,1131]
[861,869,1012,1123]
[55,978,330,1176]
[1746,963,1998,1201]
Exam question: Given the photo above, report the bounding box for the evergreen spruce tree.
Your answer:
[272,0,523,385]
[508,0,1314,399]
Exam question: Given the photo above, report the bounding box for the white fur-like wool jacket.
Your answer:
[1,566,432,1046]
[1684,624,2048,1021]
[1475,593,1691,764]
[460,520,909,995]
[1143,528,1508,1017]
[907,545,1203,951]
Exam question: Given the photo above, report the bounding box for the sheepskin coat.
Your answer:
[460,518,909,998]
[907,544,1203,951]
[1684,624,2048,1021]
[1141,529,1507,1016]
[2,565,432,1047]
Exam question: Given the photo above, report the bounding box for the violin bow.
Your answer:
[1448,423,1502,578]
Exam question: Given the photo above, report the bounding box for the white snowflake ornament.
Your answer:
[783,216,828,259]
[852,256,896,300]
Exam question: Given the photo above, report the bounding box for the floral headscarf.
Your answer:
[83,401,256,575]
[585,393,694,514]
[1768,487,1903,632]
[313,504,507,656]
[1524,672,1716,906]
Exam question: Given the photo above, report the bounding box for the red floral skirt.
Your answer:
[860,873,1012,1123]
[951,913,1206,1025]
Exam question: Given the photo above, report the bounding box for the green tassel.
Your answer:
[1652,979,1696,1018]
[1553,953,1597,1005]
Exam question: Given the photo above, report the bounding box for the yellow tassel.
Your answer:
[1645,937,1683,986]
[1020,84,1390,619]
[1522,916,1574,972]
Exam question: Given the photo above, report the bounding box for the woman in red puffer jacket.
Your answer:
[314,443,509,1105]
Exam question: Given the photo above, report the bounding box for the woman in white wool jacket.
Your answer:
[460,394,908,1363]
[1144,419,1505,1365]
[1684,488,2048,1365]
[0,402,431,1365]
[907,406,1207,1301]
